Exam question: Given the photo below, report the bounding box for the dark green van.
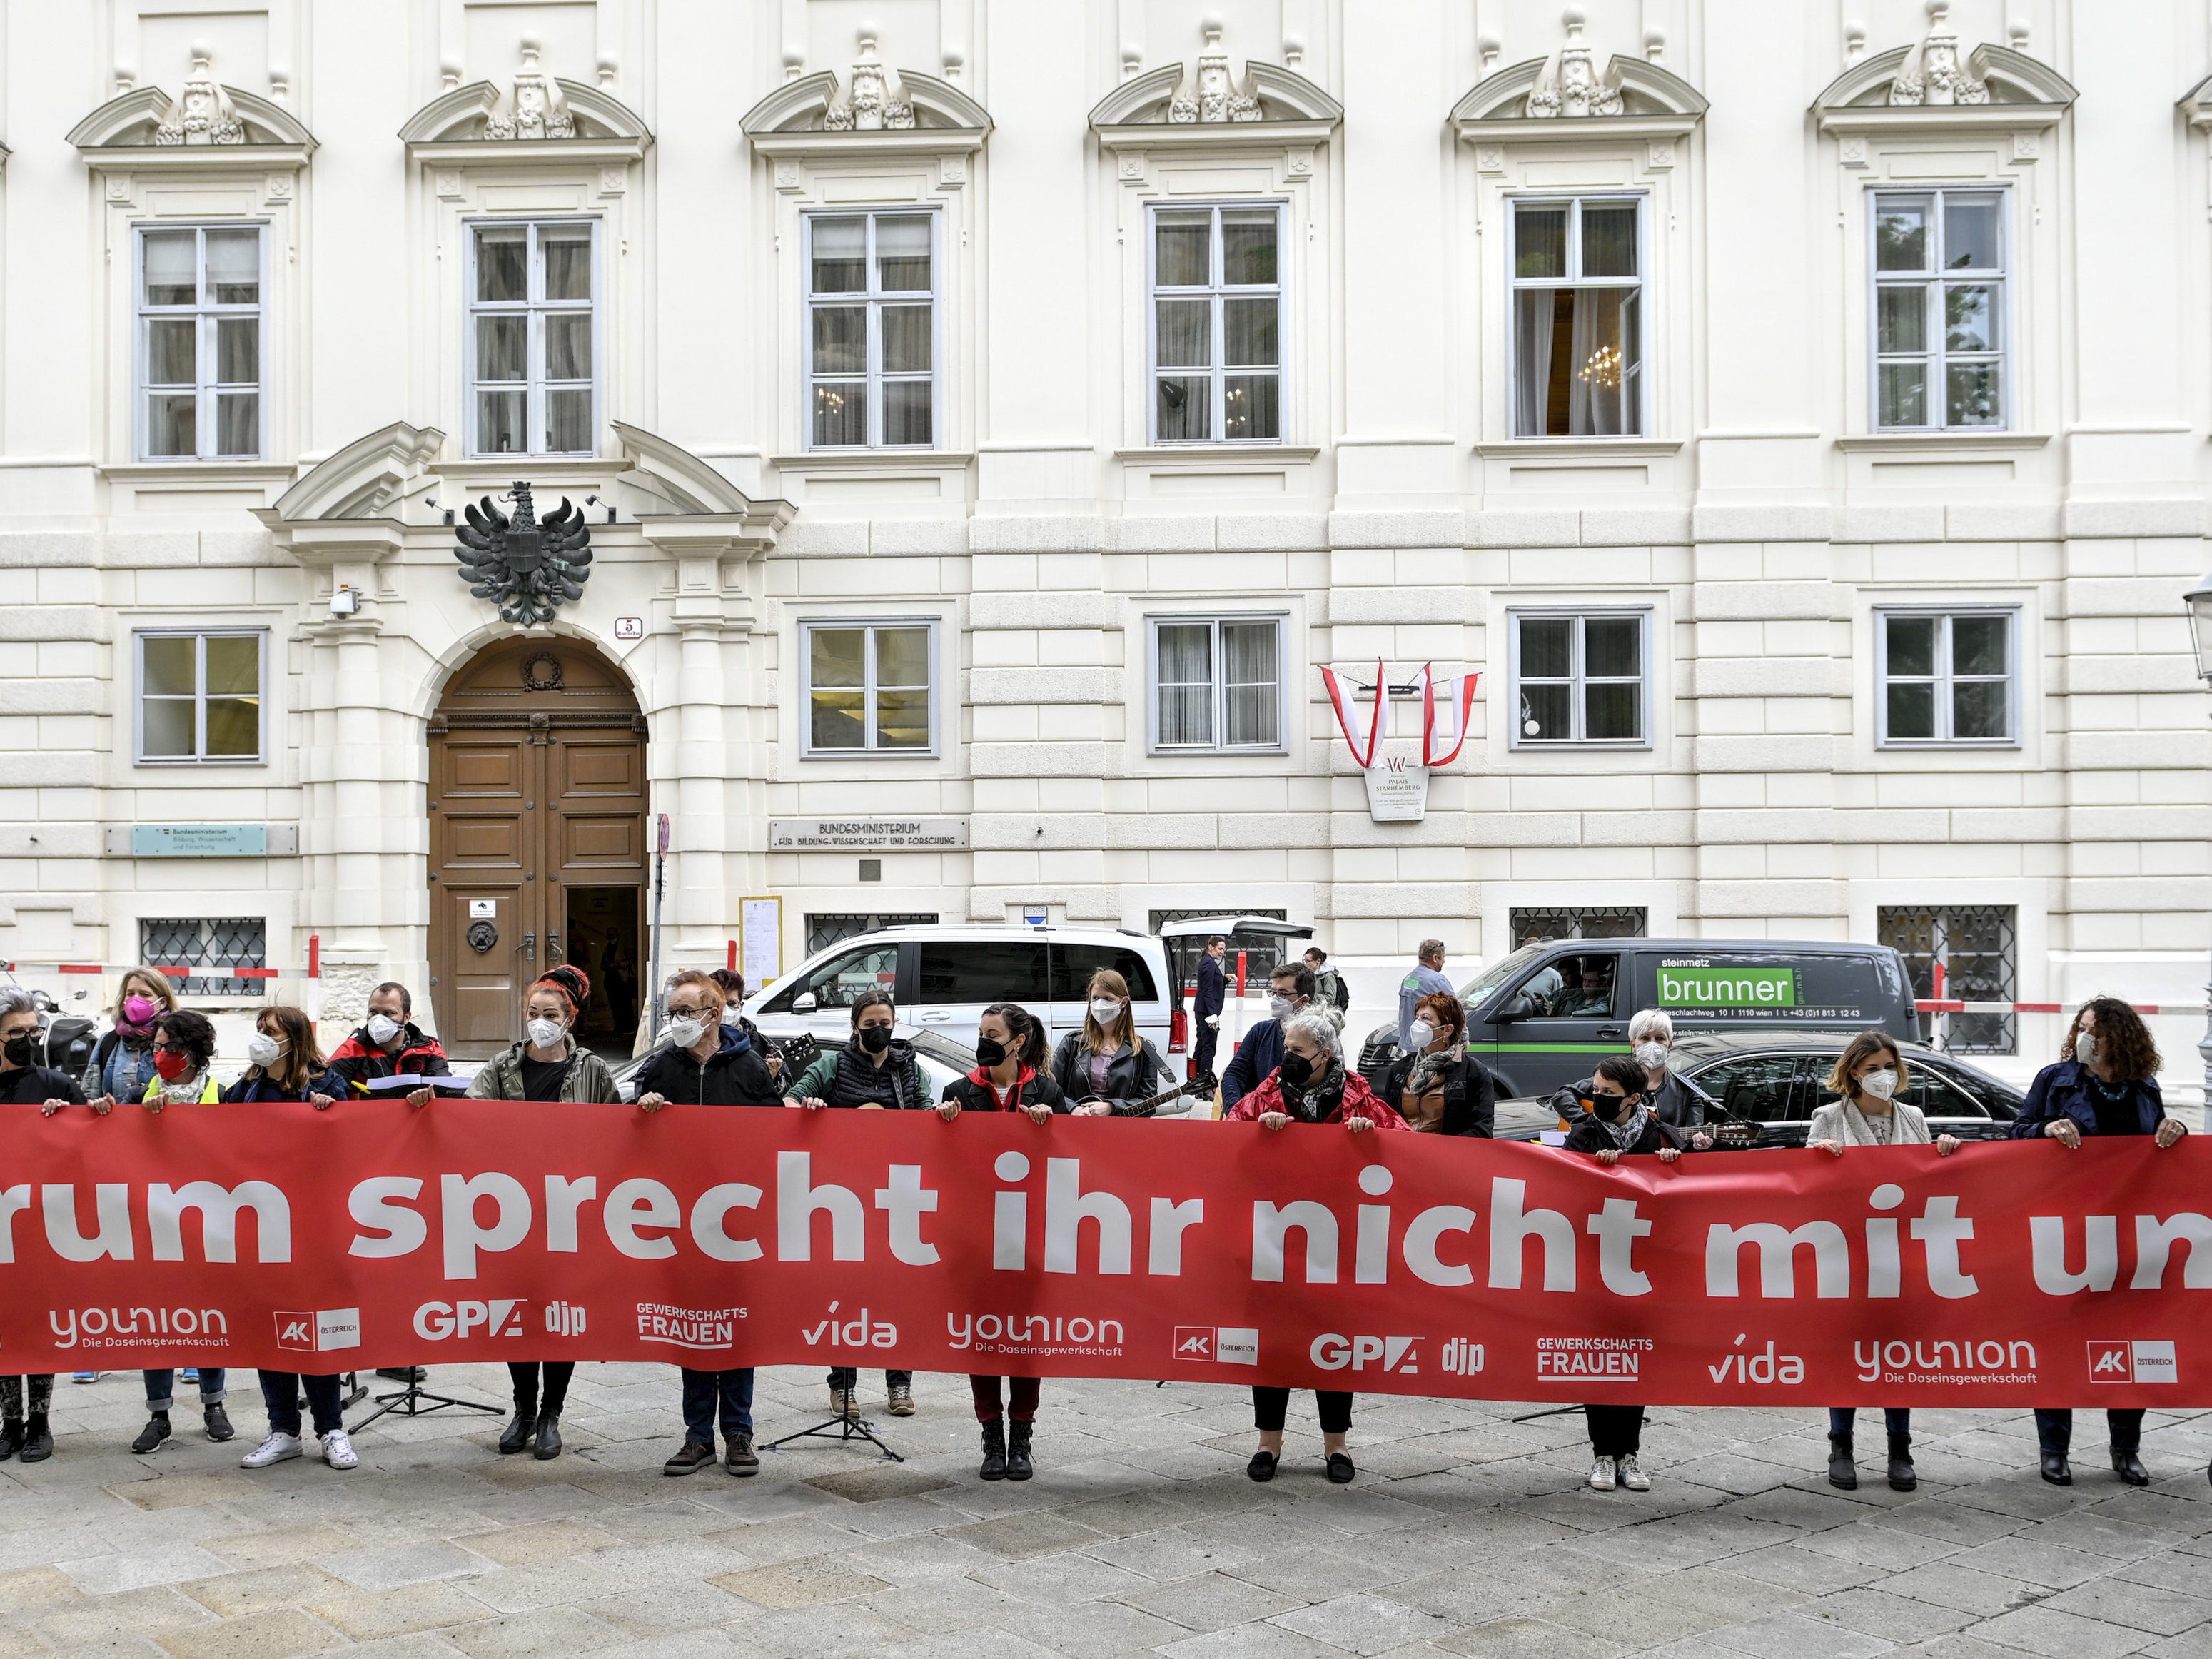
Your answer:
[1353,937,1919,1101]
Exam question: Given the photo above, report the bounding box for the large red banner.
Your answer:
[5,1102,2208,1406]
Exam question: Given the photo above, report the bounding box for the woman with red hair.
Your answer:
[458,964,618,1458]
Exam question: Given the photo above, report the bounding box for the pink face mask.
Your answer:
[120,994,159,1029]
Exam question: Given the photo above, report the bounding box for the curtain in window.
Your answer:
[1221,621,1278,746]
[1567,291,1627,437]
[1513,292,1554,438]
[1156,624,1213,745]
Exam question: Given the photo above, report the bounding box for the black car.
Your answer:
[1487,1033,2023,1149]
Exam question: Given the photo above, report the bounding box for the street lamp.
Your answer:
[2190,568,2212,1106]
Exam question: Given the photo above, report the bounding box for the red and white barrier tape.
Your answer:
[1,962,320,982]
[1916,999,2201,1017]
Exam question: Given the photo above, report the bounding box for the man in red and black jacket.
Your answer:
[324,982,453,1095]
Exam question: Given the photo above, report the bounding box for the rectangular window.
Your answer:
[1508,196,1643,438]
[1149,203,1283,444]
[801,621,936,755]
[1879,904,2018,1055]
[467,220,597,456]
[1148,616,1284,752]
[1509,610,1650,747]
[1509,907,1649,944]
[803,913,937,955]
[1871,188,2006,430]
[1876,608,2017,745]
[136,630,265,763]
[141,917,266,998]
[138,225,264,460]
[806,212,937,448]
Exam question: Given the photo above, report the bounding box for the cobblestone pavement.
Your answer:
[4,1364,2211,1658]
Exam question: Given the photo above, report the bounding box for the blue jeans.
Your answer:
[257,1371,343,1438]
[1829,1407,1911,1437]
[682,1368,754,1444]
[143,1368,225,1411]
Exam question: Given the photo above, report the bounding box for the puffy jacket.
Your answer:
[325,1023,453,1094]
[1049,1032,1172,1115]
[465,1041,620,1103]
[2009,1060,2165,1141]
[1378,1049,1497,1137]
[788,1039,925,1111]
[1548,1070,1715,1131]
[1229,1066,1409,1129]
[630,1024,781,1106]
[941,1069,1069,1115]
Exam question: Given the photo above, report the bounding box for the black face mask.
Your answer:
[1279,1050,1315,1089]
[1,1033,34,1067]
[1590,1091,1637,1121]
[974,1036,1009,1069]
[857,1024,892,1054]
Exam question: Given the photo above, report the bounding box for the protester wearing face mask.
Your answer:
[2011,997,2183,1488]
[325,982,453,1106]
[84,967,177,1107]
[120,1009,233,1453]
[1230,1011,1405,1483]
[940,1004,1066,1478]
[460,965,617,1459]
[1049,970,1172,1117]
[1220,964,1313,1111]
[1803,1032,1959,1493]
[708,969,784,1085]
[638,972,777,1478]
[0,987,79,1463]
[1562,1054,1687,1493]
[223,1005,338,1108]
[1377,992,1495,1135]
[1547,1010,1717,1147]
[788,991,925,1420]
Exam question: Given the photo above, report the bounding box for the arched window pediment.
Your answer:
[1449,18,1705,146]
[69,51,316,160]
[1812,6,2076,142]
[1089,24,1340,147]
[400,41,651,163]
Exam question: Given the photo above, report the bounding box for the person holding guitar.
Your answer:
[940,1002,1066,1481]
[1049,969,1176,1116]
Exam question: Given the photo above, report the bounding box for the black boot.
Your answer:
[2111,1448,2149,1486]
[532,1412,562,1461]
[0,1418,20,1462]
[498,1409,537,1454]
[1887,1433,1916,1492]
[131,1411,171,1454]
[1826,1432,1857,1490]
[2041,1449,2072,1486]
[978,1418,1006,1481]
[20,1413,51,1463]
[1006,1420,1034,1482]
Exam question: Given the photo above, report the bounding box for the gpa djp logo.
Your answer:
[2089,1340,2176,1384]
[273,1309,361,1354]
[1173,1327,1258,1365]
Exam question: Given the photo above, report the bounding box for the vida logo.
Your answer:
[1709,1333,1805,1386]
[802,1301,900,1350]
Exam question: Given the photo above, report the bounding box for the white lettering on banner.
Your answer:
[0,1186,27,1261]
[1856,1338,2037,1383]
[2131,1213,2212,1289]
[946,1310,1126,1357]
[875,1166,939,1266]
[690,1184,764,1262]
[50,1306,228,1347]
[415,1299,527,1340]
[1045,1158,1132,1275]
[2031,1214,2119,1294]
[777,1153,866,1261]
[441,1173,532,1279]
[1311,1333,1421,1373]
[1490,1179,1576,1291]
[350,1177,429,1257]
[1707,1220,1852,1299]
[43,1184,135,1262]
[605,1178,682,1259]
[148,1181,291,1264]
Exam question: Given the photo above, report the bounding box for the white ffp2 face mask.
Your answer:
[365,1013,402,1046]
[2073,1034,2099,1069]
[1089,998,1124,1027]
[245,1032,285,1069]
[1407,1019,1437,1052]
[527,1017,565,1049]
[1269,995,1296,1022]
[1633,1041,1669,1069]
[665,1017,707,1049]
[1859,1068,1899,1100]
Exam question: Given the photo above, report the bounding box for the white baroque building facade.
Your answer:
[0,0,2206,1074]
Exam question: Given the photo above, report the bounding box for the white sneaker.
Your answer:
[1587,1456,1617,1491]
[320,1430,358,1471]
[1617,1455,1650,1491]
[241,1431,303,1468]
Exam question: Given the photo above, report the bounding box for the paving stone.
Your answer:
[1944,1536,2116,1590]
[58,1544,236,1596]
[1433,1617,1627,1658]
[1797,1588,1976,1642]
[1271,1593,1455,1655]
[152,1607,349,1659]
[2041,1578,2212,1637]
[313,1541,491,1593]
[1116,1570,1306,1633]
[1701,1610,1899,1659]
[710,1558,888,1610]
[441,1606,630,1656]
[1968,1603,2158,1658]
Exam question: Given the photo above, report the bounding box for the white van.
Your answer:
[743,924,1175,1059]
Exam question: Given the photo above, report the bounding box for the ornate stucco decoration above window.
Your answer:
[400,36,653,179]
[1812,4,2076,166]
[67,49,318,174]
[2171,71,2212,188]
[1448,9,1706,172]
[742,34,991,193]
[1089,21,1340,182]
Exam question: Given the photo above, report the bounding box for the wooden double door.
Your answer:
[427,641,647,1057]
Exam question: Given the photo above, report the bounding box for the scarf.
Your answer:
[1407,1048,1458,1097]
[1833,1099,1919,1146]
[1599,1103,1652,1150]
[158,1071,208,1107]
[1283,1064,1348,1124]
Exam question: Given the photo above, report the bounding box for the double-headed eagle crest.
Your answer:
[453,482,593,626]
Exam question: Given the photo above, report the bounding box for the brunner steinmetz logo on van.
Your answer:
[1655,962,1797,1009]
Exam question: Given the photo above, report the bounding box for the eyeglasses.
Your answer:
[667,1005,713,1020]
[151,1042,191,1055]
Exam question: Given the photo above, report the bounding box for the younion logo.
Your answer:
[1656,967,1797,1008]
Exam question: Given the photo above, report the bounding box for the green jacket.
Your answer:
[465,1040,619,1103]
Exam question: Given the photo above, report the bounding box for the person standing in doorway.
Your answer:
[457,965,619,1459]
[1398,939,1453,1052]
[1191,937,1227,1089]
[2011,997,2184,1487]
